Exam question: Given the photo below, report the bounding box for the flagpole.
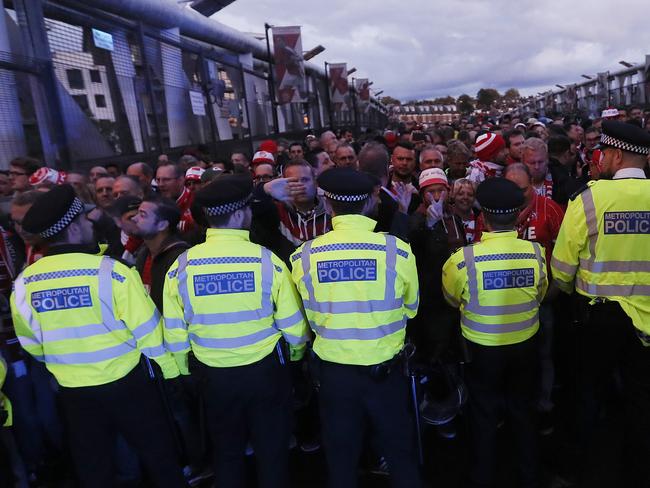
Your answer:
[324,61,334,131]
[351,77,359,137]
[264,23,280,134]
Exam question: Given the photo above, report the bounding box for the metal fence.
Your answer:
[0,0,388,170]
[515,59,650,118]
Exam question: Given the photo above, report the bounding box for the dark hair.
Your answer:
[156,163,184,179]
[143,195,181,233]
[205,212,235,228]
[9,157,42,176]
[483,211,518,231]
[563,121,580,132]
[395,141,415,152]
[327,198,367,216]
[105,162,122,171]
[503,129,524,147]
[305,149,326,168]
[283,159,313,173]
[289,142,304,150]
[547,135,572,156]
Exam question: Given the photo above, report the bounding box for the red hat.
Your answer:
[259,139,278,154]
[384,130,398,148]
[473,132,506,161]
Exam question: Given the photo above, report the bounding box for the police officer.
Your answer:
[551,121,650,485]
[291,167,421,488]
[163,173,309,488]
[442,178,548,488]
[9,185,185,488]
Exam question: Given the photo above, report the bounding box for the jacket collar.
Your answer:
[331,214,377,231]
[480,230,518,241]
[46,243,101,256]
[205,228,251,242]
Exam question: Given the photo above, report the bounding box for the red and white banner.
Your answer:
[272,26,306,104]
[328,63,349,111]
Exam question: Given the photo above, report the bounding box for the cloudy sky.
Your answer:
[215,0,648,102]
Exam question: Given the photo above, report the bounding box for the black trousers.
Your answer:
[575,299,650,486]
[58,365,185,488]
[465,336,539,488]
[318,359,422,488]
[196,352,291,488]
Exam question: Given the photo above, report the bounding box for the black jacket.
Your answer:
[408,211,466,361]
[134,236,190,312]
[549,157,589,206]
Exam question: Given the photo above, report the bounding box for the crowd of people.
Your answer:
[0,104,649,488]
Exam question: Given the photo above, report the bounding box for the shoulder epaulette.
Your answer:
[569,180,595,201]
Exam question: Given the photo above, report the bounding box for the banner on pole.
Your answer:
[271,26,307,104]
[355,78,370,112]
[328,63,349,111]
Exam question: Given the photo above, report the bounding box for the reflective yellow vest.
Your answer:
[290,215,419,366]
[10,253,179,387]
[163,229,309,373]
[551,178,650,334]
[442,231,548,346]
[0,357,11,427]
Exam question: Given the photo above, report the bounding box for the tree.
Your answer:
[476,88,501,109]
[431,95,456,105]
[379,95,400,106]
[457,94,474,115]
[503,88,520,100]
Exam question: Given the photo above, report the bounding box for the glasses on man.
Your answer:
[254,174,273,183]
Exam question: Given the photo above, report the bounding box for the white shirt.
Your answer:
[613,168,646,179]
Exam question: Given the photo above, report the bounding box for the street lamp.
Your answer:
[303,45,325,61]
[581,74,593,80]
[619,60,635,68]
[555,84,565,89]
[347,67,357,76]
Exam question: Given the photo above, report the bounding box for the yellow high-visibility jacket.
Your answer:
[10,253,179,387]
[291,214,419,366]
[551,178,650,334]
[442,231,548,346]
[163,229,309,373]
[0,357,11,427]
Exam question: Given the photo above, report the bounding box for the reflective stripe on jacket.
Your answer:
[0,356,11,426]
[10,253,178,387]
[290,214,419,366]
[163,229,309,372]
[551,178,650,333]
[442,231,548,346]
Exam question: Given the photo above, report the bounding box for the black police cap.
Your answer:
[317,167,376,202]
[22,184,85,238]
[601,120,650,155]
[194,173,253,216]
[476,177,524,214]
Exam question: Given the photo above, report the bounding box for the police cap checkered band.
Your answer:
[600,133,650,155]
[323,191,369,202]
[203,194,252,216]
[480,205,521,215]
[40,197,84,238]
